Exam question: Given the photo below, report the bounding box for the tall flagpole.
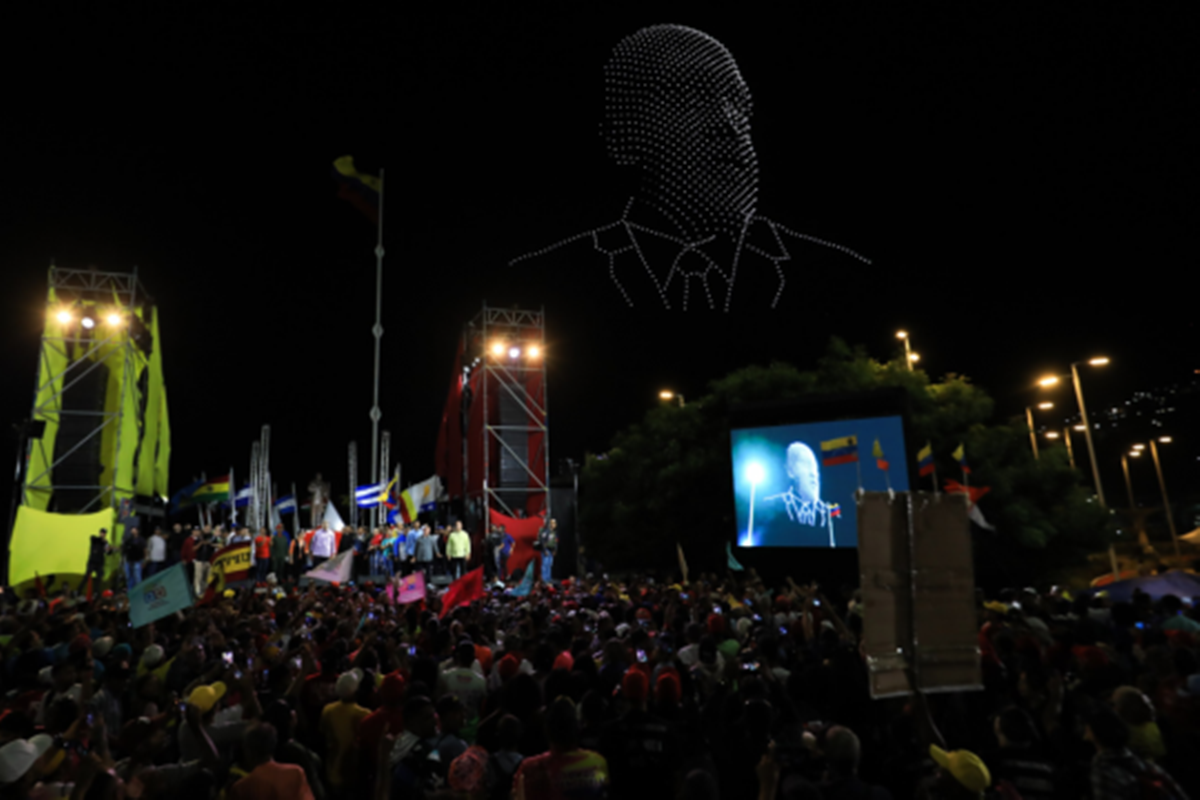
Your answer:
[370,168,385,531]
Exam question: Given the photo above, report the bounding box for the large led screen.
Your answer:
[731,414,909,548]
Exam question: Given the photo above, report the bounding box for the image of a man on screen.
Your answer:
[760,442,838,547]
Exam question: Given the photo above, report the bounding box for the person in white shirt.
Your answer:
[310,523,336,565]
[438,642,488,719]
[146,528,168,578]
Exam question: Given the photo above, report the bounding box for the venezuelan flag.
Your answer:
[917,443,935,477]
[820,436,858,467]
[953,443,971,475]
[192,475,230,504]
[873,438,888,471]
[830,503,842,518]
[331,155,381,224]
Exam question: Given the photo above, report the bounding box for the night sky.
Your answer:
[3,6,1195,512]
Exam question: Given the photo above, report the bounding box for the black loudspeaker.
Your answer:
[52,362,110,512]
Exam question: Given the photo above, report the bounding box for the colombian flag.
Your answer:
[332,156,381,224]
[820,436,858,467]
[873,439,888,471]
[952,443,971,475]
[917,443,934,477]
[192,475,231,504]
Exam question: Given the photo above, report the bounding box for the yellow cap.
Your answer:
[983,601,1009,614]
[930,745,990,793]
[186,681,227,713]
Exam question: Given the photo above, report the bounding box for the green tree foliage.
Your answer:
[581,338,1112,583]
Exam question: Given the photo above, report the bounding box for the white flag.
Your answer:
[303,549,354,584]
[968,503,996,532]
[324,500,346,532]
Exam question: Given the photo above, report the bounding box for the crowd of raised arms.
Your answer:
[2,524,1199,800]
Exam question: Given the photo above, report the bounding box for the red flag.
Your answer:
[85,575,94,603]
[943,479,990,507]
[439,567,484,619]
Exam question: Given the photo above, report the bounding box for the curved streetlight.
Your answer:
[659,390,685,408]
[896,330,917,372]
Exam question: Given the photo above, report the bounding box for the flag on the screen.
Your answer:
[872,439,888,471]
[917,443,935,477]
[952,443,971,475]
[820,436,858,466]
[830,503,842,518]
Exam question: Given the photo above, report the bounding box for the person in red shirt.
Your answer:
[180,531,197,588]
[513,696,609,800]
[255,527,272,583]
[357,672,406,770]
[229,722,314,800]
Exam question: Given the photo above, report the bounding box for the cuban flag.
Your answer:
[355,483,388,508]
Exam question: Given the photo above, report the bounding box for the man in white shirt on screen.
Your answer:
[759,442,837,547]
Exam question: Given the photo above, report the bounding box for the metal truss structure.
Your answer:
[464,303,550,529]
[23,266,152,515]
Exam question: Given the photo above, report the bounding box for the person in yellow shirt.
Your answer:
[446,521,472,581]
[320,669,370,797]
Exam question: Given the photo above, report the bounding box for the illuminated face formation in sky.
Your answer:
[603,24,759,242]
[510,24,870,312]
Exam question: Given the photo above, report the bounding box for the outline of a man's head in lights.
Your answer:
[786,442,821,505]
[602,24,758,242]
[510,24,871,312]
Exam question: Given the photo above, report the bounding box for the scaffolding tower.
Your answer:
[462,304,550,534]
[21,265,168,517]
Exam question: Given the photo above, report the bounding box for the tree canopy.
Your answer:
[580,338,1112,585]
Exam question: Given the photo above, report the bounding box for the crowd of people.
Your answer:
[94,518,558,597]
[2,526,1200,799]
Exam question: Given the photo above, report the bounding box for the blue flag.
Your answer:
[129,564,194,628]
[726,542,744,572]
[274,494,297,513]
[512,561,535,597]
[168,478,205,512]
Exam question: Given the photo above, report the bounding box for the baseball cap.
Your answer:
[622,669,648,703]
[930,745,990,793]
[0,736,52,784]
[187,681,227,713]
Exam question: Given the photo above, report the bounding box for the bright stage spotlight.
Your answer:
[55,309,73,325]
[508,346,521,359]
[105,312,123,326]
[527,345,541,358]
[80,316,96,330]
[490,341,506,356]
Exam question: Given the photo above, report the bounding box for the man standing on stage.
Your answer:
[446,521,471,581]
[413,524,440,583]
[193,526,216,597]
[81,527,111,592]
[270,525,290,582]
[536,519,558,583]
[254,527,272,583]
[310,522,336,568]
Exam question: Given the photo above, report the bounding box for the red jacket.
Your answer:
[181,536,196,563]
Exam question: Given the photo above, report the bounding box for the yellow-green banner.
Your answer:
[8,506,115,587]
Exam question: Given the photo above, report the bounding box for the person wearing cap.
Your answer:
[179,671,261,778]
[227,722,314,800]
[513,696,608,800]
[0,735,55,794]
[927,744,992,799]
[598,668,680,798]
[320,669,370,796]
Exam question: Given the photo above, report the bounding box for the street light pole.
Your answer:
[1148,439,1181,558]
[1063,427,1076,470]
[1026,407,1039,460]
[896,331,914,372]
[1071,361,1106,508]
